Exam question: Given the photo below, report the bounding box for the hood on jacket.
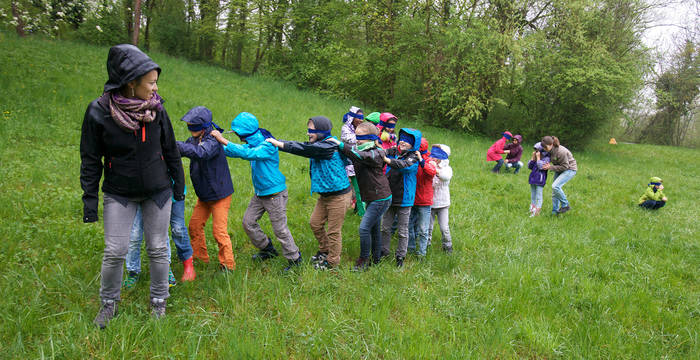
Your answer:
[231,112,265,146]
[419,137,429,155]
[380,112,397,123]
[366,112,380,124]
[104,44,161,93]
[309,115,333,141]
[342,106,363,124]
[398,128,422,152]
[181,106,223,133]
[513,134,523,143]
[502,131,513,140]
[433,144,450,167]
[649,176,663,186]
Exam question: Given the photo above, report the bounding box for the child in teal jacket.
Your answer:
[211,112,302,271]
[638,176,667,210]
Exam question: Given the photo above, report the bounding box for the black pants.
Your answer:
[639,200,665,210]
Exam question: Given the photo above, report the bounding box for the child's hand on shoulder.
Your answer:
[265,138,283,148]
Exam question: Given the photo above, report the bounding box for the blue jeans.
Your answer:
[551,170,576,213]
[639,200,665,210]
[530,185,544,208]
[491,159,504,173]
[506,161,523,174]
[125,199,193,274]
[359,199,391,261]
[408,205,432,256]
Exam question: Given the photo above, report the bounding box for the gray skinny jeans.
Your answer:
[101,193,171,301]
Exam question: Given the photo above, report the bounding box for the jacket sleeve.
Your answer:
[79,103,104,223]
[177,137,220,160]
[436,165,453,181]
[388,153,419,171]
[160,109,186,201]
[223,141,278,161]
[638,189,652,204]
[339,142,385,167]
[422,159,437,176]
[528,160,536,170]
[280,140,337,159]
[340,125,357,145]
[507,146,523,163]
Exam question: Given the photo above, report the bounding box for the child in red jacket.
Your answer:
[486,131,513,173]
[408,137,437,257]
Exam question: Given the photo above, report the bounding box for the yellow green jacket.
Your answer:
[638,177,665,204]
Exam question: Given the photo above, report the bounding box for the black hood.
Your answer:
[104,44,161,93]
[309,116,332,132]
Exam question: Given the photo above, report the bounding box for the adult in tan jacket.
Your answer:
[541,136,577,215]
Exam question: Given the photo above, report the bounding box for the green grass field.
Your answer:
[1,33,698,359]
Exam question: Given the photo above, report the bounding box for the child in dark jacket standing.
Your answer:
[528,142,550,217]
[381,128,422,267]
[267,116,352,270]
[177,106,236,272]
[211,112,302,271]
[332,122,392,270]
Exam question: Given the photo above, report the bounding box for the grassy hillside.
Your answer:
[0,33,698,359]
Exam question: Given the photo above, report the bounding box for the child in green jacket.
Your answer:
[638,177,668,210]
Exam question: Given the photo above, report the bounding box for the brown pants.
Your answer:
[309,191,352,266]
[189,195,236,270]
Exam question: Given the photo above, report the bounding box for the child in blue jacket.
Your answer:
[266,116,351,270]
[211,112,302,271]
[380,128,422,267]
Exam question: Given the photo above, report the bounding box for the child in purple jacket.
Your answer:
[528,142,550,217]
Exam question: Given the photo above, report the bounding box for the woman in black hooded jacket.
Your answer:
[80,44,185,329]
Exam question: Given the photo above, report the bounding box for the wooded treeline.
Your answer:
[3,0,697,148]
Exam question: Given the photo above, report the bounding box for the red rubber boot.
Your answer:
[181,257,196,282]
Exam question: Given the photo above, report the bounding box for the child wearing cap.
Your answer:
[332,122,392,270]
[638,177,668,210]
[211,112,302,272]
[176,106,236,272]
[527,142,550,217]
[408,137,437,257]
[266,116,352,270]
[366,112,381,125]
[377,113,399,150]
[487,131,513,173]
[428,144,453,253]
[340,106,366,215]
[381,128,422,267]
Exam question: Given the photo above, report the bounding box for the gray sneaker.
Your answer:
[151,298,166,319]
[94,300,118,329]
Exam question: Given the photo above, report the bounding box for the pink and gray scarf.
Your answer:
[109,92,164,132]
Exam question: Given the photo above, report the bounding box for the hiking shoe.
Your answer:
[558,206,571,214]
[252,240,279,261]
[168,269,177,287]
[310,251,327,264]
[313,260,333,271]
[353,257,371,271]
[396,256,405,268]
[443,245,453,254]
[94,300,118,329]
[150,298,166,319]
[122,271,139,289]
[283,253,303,272]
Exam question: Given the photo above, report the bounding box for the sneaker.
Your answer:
[150,298,166,319]
[313,260,333,270]
[283,253,303,272]
[443,245,453,254]
[122,271,139,289]
[558,206,571,214]
[94,300,118,329]
[353,257,370,271]
[168,269,177,287]
[310,251,327,264]
[396,256,405,268]
[252,240,279,261]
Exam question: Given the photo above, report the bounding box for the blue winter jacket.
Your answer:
[385,128,422,207]
[222,112,287,196]
[177,107,234,202]
[280,137,351,196]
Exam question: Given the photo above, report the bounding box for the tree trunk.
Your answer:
[10,1,25,37]
[132,0,142,45]
[144,0,155,50]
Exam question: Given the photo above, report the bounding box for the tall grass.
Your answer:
[0,33,698,359]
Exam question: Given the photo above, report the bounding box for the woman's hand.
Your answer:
[542,162,550,170]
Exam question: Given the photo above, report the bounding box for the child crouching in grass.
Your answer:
[330,122,392,270]
[267,116,352,270]
[528,142,550,217]
[177,106,236,272]
[638,177,668,210]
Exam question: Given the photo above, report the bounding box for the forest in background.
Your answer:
[2,0,698,148]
